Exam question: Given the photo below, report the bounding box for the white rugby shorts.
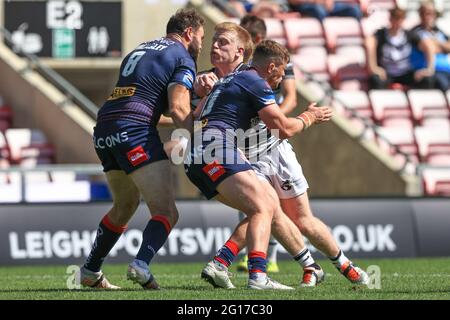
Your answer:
[250,140,309,199]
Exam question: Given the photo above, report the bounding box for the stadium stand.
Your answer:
[3,0,449,198]
[284,17,325,52]
[323,17,364,52]
[369,90,411,124]
[407,89,449,124]
[217,0,450,196]
[0,102,109,203]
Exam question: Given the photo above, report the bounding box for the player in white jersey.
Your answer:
[199,15,369,288]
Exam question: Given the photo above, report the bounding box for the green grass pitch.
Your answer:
[0,257,449,300]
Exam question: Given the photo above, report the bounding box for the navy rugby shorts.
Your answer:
[93,120,168,174]
[184,145,252,200]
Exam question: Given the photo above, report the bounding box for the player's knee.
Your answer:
[271,209,285,226]
[149,203,179,226]
[258,194,278,218]
[113,197,140,215]
[298,217,315,236]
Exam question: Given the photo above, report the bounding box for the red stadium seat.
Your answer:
[376,126,418,157]
[369,90,411,124]
[5,128,55,164]
[407,89,449,124]
[382,117,414,128]
[328,52,368,90]
[335,45,367,63]
[323,17,363,52]
[361,11,389,38]
[415,125,450,162]
[291,46,329,82]
[332,90,373,119]
[415,126,450,161]
[284,18,325,52]
[264,18,286,46]
[422,117,450,130]
[427,154,450,166]
[421,167,450,196]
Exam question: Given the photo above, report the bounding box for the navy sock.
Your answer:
[248,251,267,280]
[84,215,126,272]
[213,240,239,267]
[136,215,171,264]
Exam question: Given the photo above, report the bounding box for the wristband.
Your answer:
[297,111,315,129]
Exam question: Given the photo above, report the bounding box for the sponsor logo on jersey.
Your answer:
[182,71,194,87]
[202,160,225,182]
[107,86,136,100]
[126,145,149,167]
[281,180,293,191]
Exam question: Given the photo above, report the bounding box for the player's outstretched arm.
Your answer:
[258,102,332,139]
[167,83,194,132]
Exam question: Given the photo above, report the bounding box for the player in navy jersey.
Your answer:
[195,16,368,288]
[185,24,332,289]
[235,14,297,274]
[79,8,205,290]
[204,16,369,288]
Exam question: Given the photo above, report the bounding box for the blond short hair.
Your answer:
[214,22,253,62]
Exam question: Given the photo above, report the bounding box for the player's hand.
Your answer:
[307,103,333,124]
[194,72,219,97]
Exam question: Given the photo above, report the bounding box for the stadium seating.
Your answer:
[361,11,390,37]
[407,90,449,124]
[369,90,411,124]
[328,51,368,90]
[376,125,418,158]
[323,17,363,53]
[414,125,450,162]
[4,128,55,165]
[332,90,372,119]
[264,17,286,46]
[291,46,329,82]
[213,0,450,197]
[284,18,325,52]
[421,167,450,196]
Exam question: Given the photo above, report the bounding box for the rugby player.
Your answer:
[225,15,369,287]
[235,14,298,274]
[79,8,205,290]
[185,23,332,289]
